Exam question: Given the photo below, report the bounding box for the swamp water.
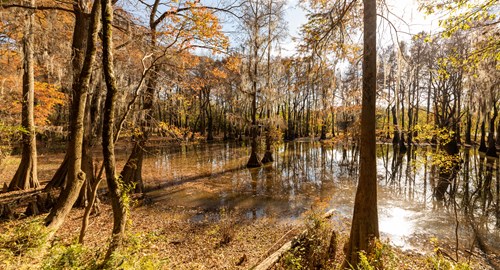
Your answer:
[137,141,500,254]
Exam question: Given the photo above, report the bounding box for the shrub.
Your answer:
[43,244,97,270]
[0,218,47,257]
[281,211,336,269]
[0,218,47,269]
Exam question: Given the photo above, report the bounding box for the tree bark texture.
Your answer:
[9,0,39,191]
[346,0,379,266]
[44,1,91,191]
[45,0,100,237]
[101,0,128,258]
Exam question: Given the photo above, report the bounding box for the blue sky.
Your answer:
[208,0,440,56]
[128,0,442,57]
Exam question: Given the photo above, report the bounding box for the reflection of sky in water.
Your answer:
[142,142,500,253]
[379,207,419,249]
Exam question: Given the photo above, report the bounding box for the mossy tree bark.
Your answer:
[101,0,128,258]
[345,0,379,266]
[8,0,39,191]
[44,1,100,207]
[247,27,262,168]
[45,0,100,237]
[44,1,90,191]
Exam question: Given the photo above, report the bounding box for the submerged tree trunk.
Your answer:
[320,122,327,140]
[119,8,163,192]
[9,2,39,191]
[435,141,460,201]
[465,109,472,145]
[391,105,400,146]
[346,0,379,266]
[101,0,127,258]
[45,0,101,237]
[206,98,214,141]
[248,92,262,167]
[121,142,144,192]
[261,109,274,164]
[479,119,487,153]
[261,133,274,163]
[496,120,500,147]
[331,107,336,138]
[486,107,498,157]
[247,26,262,168]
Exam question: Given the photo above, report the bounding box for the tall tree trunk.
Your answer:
[426,71,432,123]
[247,91,262,167]
[391,106,400,145]
[346,0,379,266]
[101,0,128,259]
[119,3,166,191]
[45,0,101,237]
[486,106,498,157]
[247,32,262,168]
[465,108,472,145]
[331,107,336,138]
[479,119,487,152]
[496,119,500,147]
[76,79,104,207]
[9,1,39,191]
[261,110,273,163]
[44,1,91,191]
[206,92,214,141]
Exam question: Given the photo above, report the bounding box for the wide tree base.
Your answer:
[247,152,262,168]
[486,146,498,157]
[120,142,145,193]
[9,154,39,191]
[261,152,273,164]
[44,153,69,191]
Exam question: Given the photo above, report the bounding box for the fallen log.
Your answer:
[0,188,43,204]
[0,188,59,220]
[250,209,336,270]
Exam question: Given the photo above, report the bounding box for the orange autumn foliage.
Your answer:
[8,82,65,126]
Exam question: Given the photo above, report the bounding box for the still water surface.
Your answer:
[138,141,500,253]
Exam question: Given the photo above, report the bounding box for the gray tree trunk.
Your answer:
[9,0,39,191]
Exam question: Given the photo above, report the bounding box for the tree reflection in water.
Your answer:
[144,141,499,253]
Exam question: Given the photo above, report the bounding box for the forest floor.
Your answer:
[0,202,495,269]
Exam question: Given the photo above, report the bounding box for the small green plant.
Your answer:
[42,232,167,270]
[0,218,47,257]
[342,239,397,270]
[42,243,97,270]
[0,218,48,269]
[279,210,335,269]
[103,232,167,270]
[426,237,471,270]
[282,247,304,270]
[357,251,374,270]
